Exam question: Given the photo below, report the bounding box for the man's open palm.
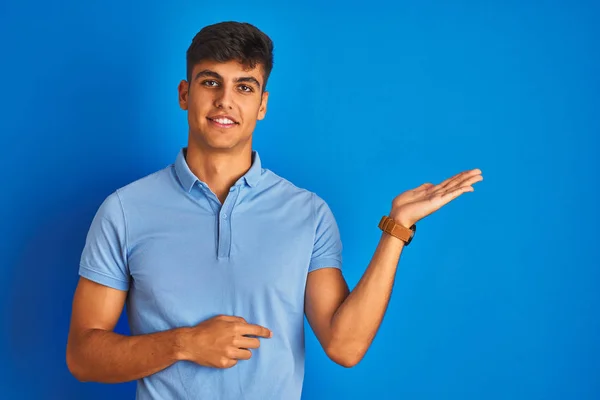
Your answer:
[390,168,483,227]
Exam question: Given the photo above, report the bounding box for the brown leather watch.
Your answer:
[378,216,416,246]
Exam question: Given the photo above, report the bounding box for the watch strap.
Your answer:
[378,216,416,245]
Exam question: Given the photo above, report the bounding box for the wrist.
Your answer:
[379,214,417,247]
[173,327,191,362]
[380,229,407,248]
[389,211,412,229]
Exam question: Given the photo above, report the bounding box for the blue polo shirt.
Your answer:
[78,147,343,400]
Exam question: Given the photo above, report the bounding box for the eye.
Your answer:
[201,80,219,87]
[239,84,253,93]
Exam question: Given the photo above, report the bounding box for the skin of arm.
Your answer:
[305,168,483,367]
[66,278,272,382]
[304,233,404,368]
[66,277,187,383]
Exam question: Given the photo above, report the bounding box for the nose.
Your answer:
[214,86,233,110]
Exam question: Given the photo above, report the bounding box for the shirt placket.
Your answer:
[197,182,241,260]
[217,186,240,260]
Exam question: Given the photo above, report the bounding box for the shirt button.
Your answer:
[223,214,227,219]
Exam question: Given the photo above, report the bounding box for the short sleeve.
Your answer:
[78,190,130,291]
[308,193,343,273]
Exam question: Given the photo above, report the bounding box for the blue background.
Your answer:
[1,0,598,399]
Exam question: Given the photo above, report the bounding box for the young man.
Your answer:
[66,21,483,400]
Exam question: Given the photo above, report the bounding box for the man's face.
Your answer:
[178,59,269,152]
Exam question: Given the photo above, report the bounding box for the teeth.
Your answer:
[214,118,234,125]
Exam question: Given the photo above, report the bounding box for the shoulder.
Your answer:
[93,164,174,220]
[114,165,174,200]
[260,168,319,203]
[260,168,335,222]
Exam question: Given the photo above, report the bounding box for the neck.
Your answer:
[184,141,253,203]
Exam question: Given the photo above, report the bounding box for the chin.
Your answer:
[190,126,251,150]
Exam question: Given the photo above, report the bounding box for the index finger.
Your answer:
[239,323,272,338]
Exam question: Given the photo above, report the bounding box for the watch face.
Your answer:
[407,224,416,245]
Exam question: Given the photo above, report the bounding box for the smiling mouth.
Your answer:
[207,117,239,128]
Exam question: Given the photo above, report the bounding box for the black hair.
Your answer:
[186,21,274,92]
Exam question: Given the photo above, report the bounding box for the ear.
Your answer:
[257,91,269,121]
[178,80,189,111]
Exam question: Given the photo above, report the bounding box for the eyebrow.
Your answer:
[194,69,262,90]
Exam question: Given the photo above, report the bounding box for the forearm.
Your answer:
[329,232,405,364]
[67,327,187,383]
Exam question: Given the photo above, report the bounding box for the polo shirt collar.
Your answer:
[174,147,262,193]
